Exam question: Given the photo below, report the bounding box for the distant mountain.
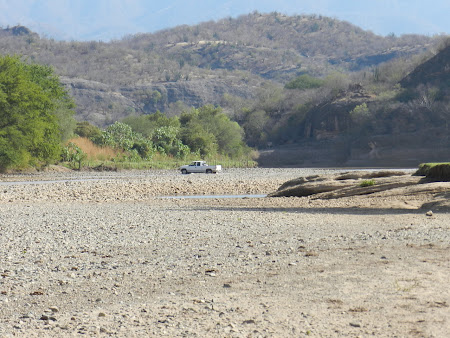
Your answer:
[122,12,435,79]
[0,14,441,126]
[0,25,37,37]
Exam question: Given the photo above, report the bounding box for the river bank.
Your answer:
[0,168,448,336]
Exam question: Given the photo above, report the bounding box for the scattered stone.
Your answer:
[48,306,59,313]
[40,314,57,321]
[304,251,318,257]
[20,313,34,319]
[0,168,449,336]
[426,210,433,217]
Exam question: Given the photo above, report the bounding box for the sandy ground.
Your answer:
[0,168,448,337]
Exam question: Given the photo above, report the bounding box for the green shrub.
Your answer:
[61,142,87,170]
[285,74,324,90]
[359,179,376,187]
[74,121,102,139]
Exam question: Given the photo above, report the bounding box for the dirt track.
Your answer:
[0,169,448,337]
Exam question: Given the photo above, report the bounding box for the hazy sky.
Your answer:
[0,0,449,41]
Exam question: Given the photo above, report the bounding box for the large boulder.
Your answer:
[268,171,412,198]
[268,170,450,211]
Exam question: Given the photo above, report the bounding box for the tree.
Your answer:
[179,105,247,157]
[74,121,102,139]
[95,121,136,150]
[285,74,324,90]
[25,62,77,141]
[349,103,371,125]
[242,110,269,147]
[0,55,74,171]
[152,126,179,154]
[180,122,217,157]
[122,111,180,138]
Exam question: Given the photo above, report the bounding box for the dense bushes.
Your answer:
[92,122,155,160]
[73,105,251,164]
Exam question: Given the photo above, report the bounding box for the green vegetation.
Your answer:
[1,18,448,170]
[415,163,450,181]
[61,142,87,170]
[0,15,440,127]
[120,105,250,159]
[0,55,76,172]
[349,103,371,123]
[359,179,376,187]
[62,105,255,170]
[0,56,252,172]
[74,121,102,139]
[285,74,324,90]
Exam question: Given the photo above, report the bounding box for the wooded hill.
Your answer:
[256,42,450,167]
[0,12,440,126]
[1,12,449,167]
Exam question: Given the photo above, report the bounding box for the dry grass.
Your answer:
[67,137,120,161]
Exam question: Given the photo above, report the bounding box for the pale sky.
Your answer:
[0,0,449,41]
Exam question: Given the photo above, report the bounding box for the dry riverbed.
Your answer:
[0,168,449,337]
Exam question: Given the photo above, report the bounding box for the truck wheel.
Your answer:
[206,169,212,174]
[181,169,188,174]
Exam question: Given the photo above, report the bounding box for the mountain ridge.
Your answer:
[0,13,444,128]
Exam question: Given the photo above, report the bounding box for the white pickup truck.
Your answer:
[180,161,222,174]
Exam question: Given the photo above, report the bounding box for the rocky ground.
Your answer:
[0,168,449,337]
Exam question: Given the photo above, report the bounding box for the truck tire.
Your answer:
[206,169,212,174]
[181,169,188,174]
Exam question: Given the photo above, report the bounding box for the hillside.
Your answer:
[0,12,440,126]
[400,43,450,88]
[258,42,450,167]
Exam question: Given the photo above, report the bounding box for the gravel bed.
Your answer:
[0,168,448,337]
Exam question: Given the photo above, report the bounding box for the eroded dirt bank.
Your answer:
[0,169,448,337]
